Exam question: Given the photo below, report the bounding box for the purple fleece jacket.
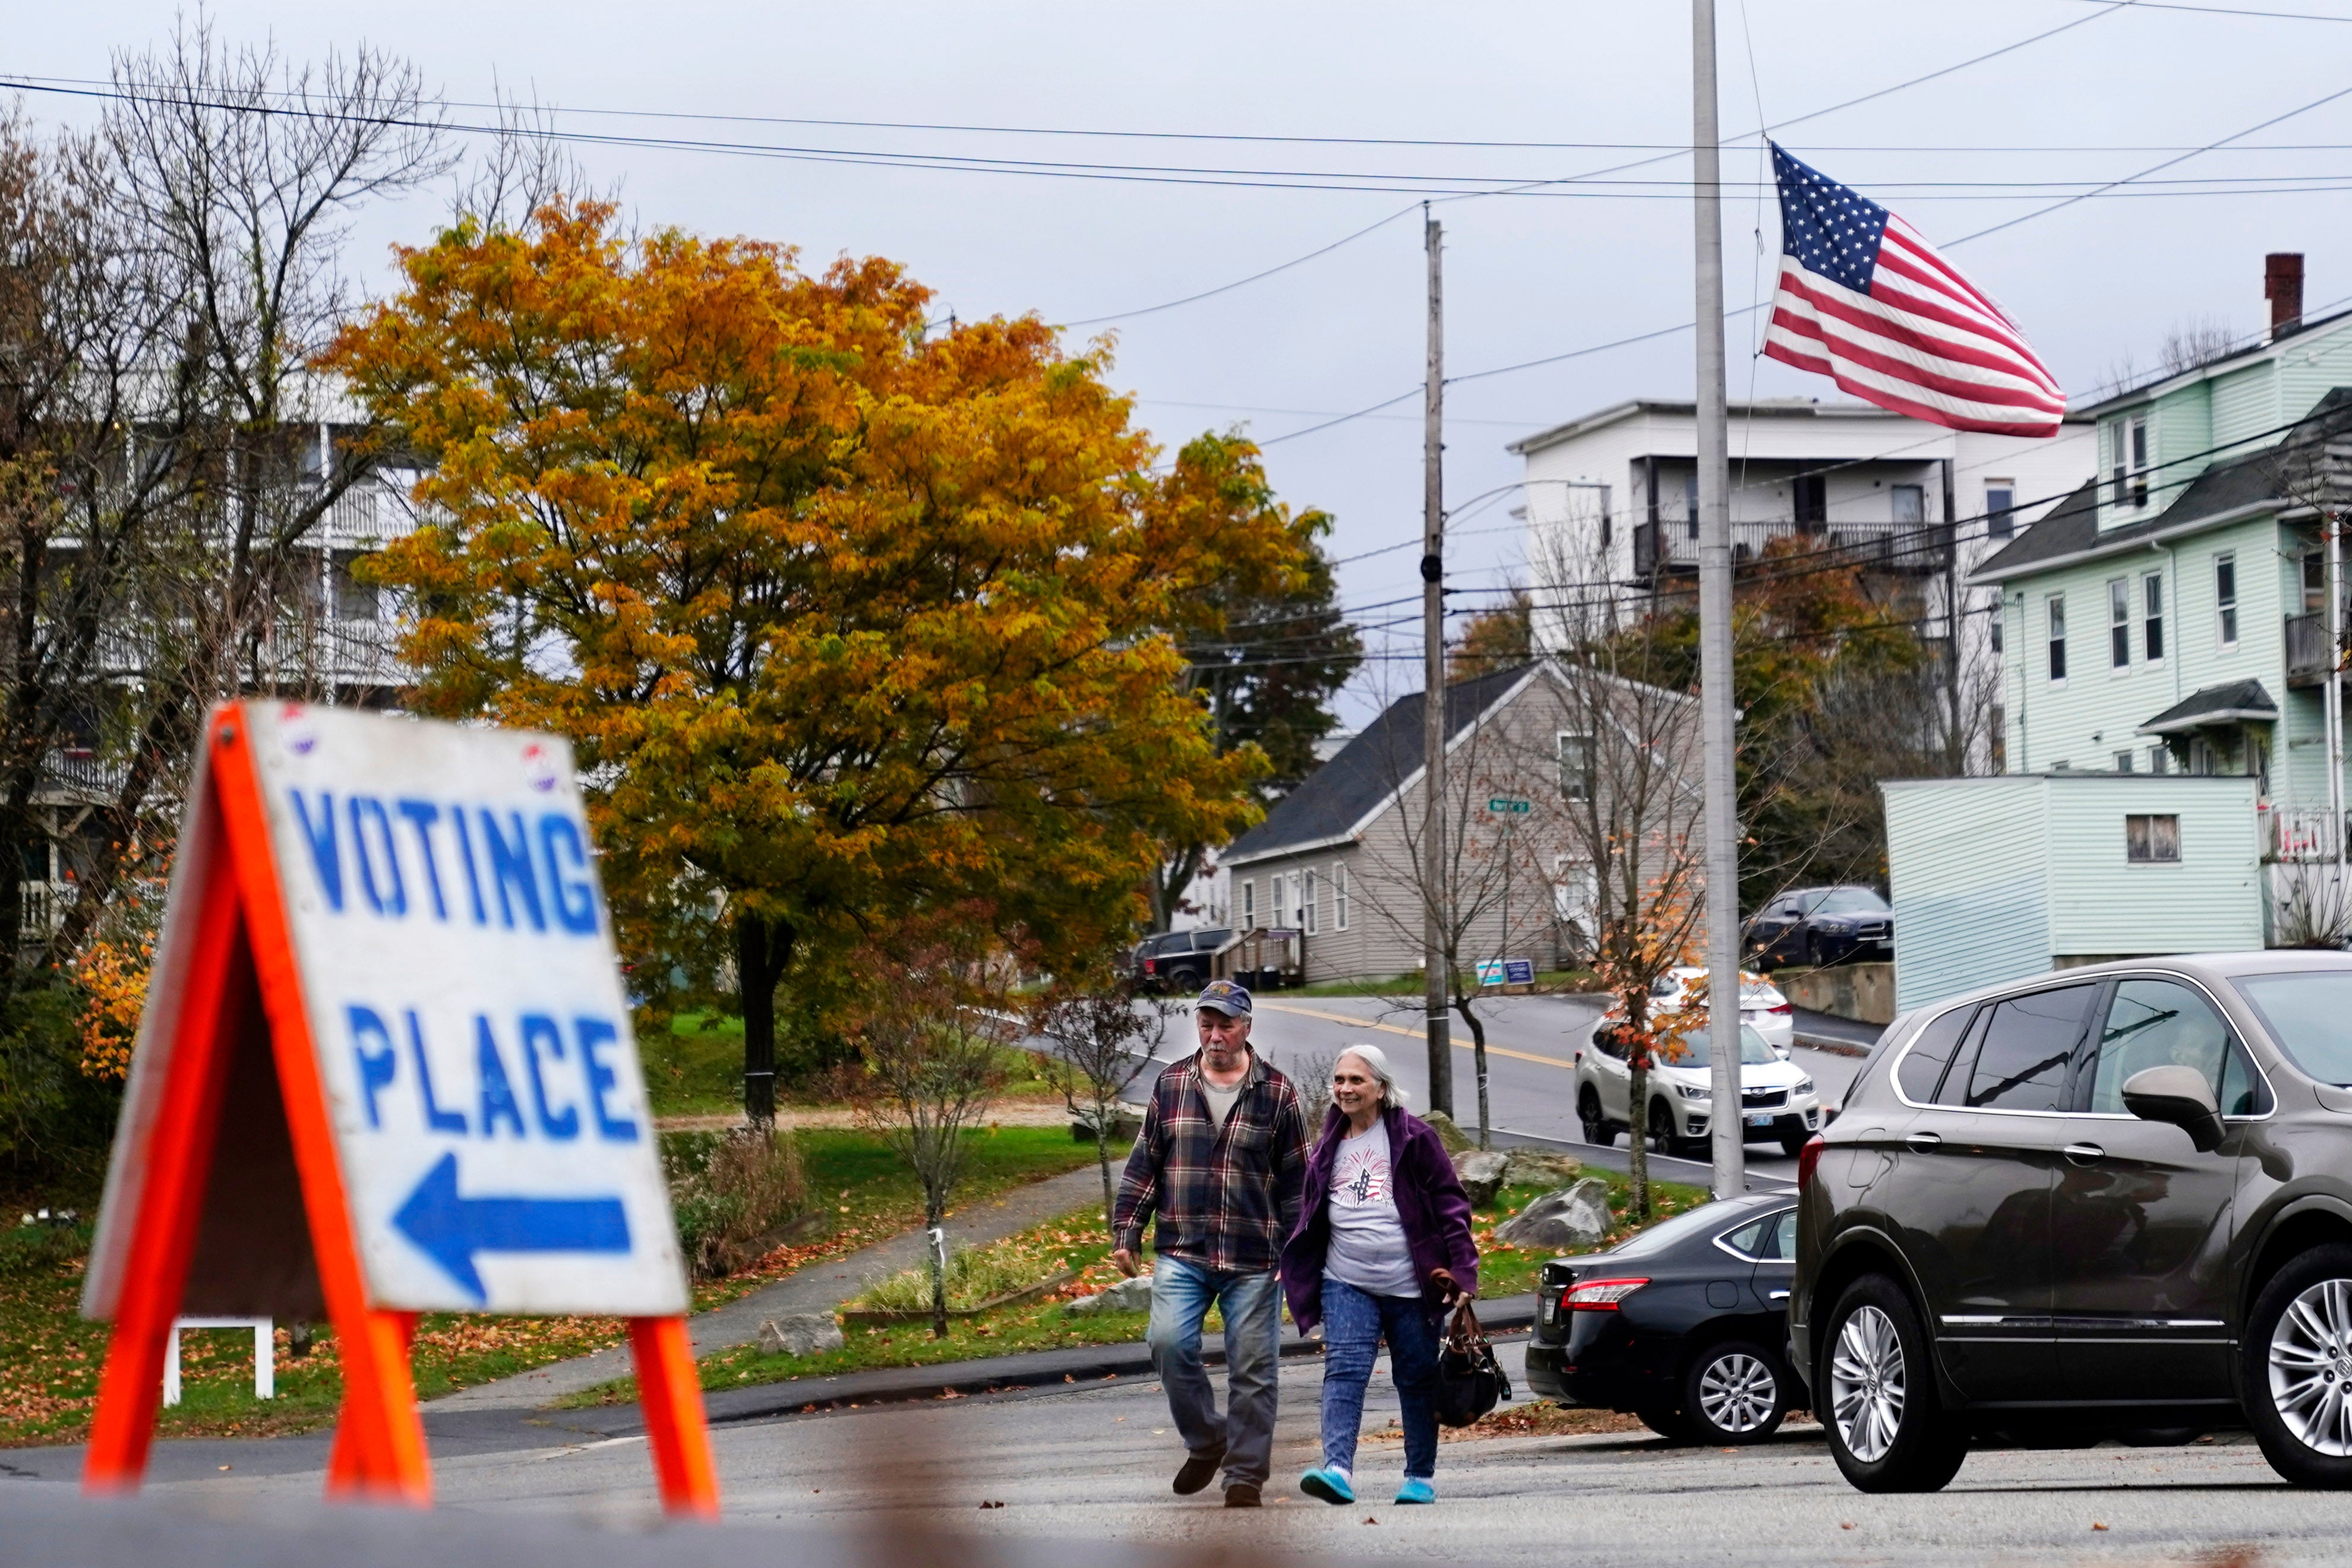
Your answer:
[1278,1102,1479,1335]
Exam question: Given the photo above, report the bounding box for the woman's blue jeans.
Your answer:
[1319,1277,1439,1481]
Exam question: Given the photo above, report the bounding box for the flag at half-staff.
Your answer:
[1762,143,2066,437]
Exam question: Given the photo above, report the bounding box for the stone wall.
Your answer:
[1777,961,1896,1025]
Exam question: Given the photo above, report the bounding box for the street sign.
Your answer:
[1486,796,1532,814]
[79,703,715,1513]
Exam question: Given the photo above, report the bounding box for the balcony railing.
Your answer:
[1633,517,1952,578]
[2268,804,2344,862]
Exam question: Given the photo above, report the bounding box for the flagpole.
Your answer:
[1693,0,1745,1200]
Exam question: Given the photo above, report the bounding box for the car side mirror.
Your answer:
[2121,1065,2225,1153]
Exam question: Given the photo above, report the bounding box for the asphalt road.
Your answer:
[1224,992,1870,1189]
[32,1337,2334,1567]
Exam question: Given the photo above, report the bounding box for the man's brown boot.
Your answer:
[1224,1482,1262,1508]
[1173,1444,1226,1496]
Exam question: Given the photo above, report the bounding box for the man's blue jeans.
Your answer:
[1145,1256,1283,1488]
[1319,1277,1439,1481]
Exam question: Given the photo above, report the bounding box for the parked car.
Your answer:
[1791,951,2352,1495]
[1524,1192,1800,1444]
[1647,966,1795,1057]
[1130,927,1231,993]
[1576,1018,1820,1158]
[1746,885,1893,969]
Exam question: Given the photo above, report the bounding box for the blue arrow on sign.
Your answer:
[392,1151,631,1301]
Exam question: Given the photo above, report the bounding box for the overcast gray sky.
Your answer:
[12,1,2352,721]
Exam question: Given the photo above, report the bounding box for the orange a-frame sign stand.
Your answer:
[81,708,718,1515]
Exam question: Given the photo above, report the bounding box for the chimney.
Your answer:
[2267,252,2305,339]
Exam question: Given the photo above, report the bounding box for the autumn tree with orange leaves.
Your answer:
[326,200,1321,1122]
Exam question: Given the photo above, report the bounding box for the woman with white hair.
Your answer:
[1278,1043,1478,1506]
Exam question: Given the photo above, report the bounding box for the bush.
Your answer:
[664,1126,810,1279]
[851,1242,1053,1315]
[0,982,121,1196]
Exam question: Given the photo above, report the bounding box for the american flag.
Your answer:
[1762,144,2065,438]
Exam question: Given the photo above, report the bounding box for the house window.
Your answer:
[1985,480,2016,542]
[2149,744,2170,774]
[1991,704,2007,773]
[1990,611,2003,654]
[332,551,380,622]
[2215,553,2239,646]
[2111,417,2149,508]
[2047,593,2068,682]
[1300,868,1317,935]
[2130,417,2149,508]
[1683,472,1699,539]
[1892,484,1924,527]
[1267,875,1284,930]
[1240,880,1255,928]
[1333,864,1349,931]
[2143,571,2164,662]
[2126,813,2181,864]
[1558,731,1594,802]
[2108,578,2130,669]
[2306,551,2326,615]
[2115,750,2135,773]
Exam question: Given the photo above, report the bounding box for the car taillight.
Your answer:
[1565,1277,1649,1311]
[1797,1133,1825,1195]
[1768,1003,1792,1016]
[1144,958,1156,973]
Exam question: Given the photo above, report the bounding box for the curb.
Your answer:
[695,1294,1538,1424]
[1794,1032,1871,1058]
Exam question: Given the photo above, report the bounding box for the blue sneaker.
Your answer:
[1394,1477,1436,1505]
[1299,1466,1355,1505]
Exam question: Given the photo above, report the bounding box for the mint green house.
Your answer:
[1974,290,2352,938]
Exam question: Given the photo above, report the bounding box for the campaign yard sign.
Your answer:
[80,703,712,1512]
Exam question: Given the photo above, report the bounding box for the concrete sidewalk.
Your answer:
[429,1161,1120,1411]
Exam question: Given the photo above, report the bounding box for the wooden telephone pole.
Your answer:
[1422,205,1454,1119]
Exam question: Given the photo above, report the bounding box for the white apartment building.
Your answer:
[1511,397,2094,758]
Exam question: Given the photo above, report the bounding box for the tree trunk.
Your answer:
[1627,1055,1650,1221]
[1095,1090,1118,1234]
[735,909,790,1127]
[1451,991,1492,1150]
[926,1195,950,1340]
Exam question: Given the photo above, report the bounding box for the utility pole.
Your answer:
[1422,206,1454,1120]
[2329,507,2344,886]
[1693,0,1745,1200]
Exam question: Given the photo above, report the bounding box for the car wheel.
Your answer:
[1779,1127,1811,1159]
[1683,1339,1789,1445]
[1169,968,1203,993]
[1646,1098,1681,1158]
[1636,1401,1693,1442]
[1579,1086,1615,1147]
[1819,1274,1968,1493]
[1805,934,1826,969]
[2246,1242,2352,1487]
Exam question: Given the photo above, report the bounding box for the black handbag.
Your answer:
[1432,1298,1512,1427]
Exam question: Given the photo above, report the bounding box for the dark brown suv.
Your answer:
[1792,952,2352,1493]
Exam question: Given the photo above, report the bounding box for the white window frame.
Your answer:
[2047,593,2069,684]
[1985,479,2016,542]
[1333,863,1349,931]
[1301,868,1318,935]
[1240,879,1255,928]
[2215,552,2239,648]
[1268,874,1285,930]
[2143,570,2165,663]
[2107,577,2130,671]
[1557,731,1594,802]
[2129,416,2150,508]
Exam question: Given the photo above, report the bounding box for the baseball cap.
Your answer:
[1195,979,1253,1017]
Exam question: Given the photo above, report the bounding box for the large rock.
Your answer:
[756,1313,845,1357]
[1453,1150,1509,1206]
[1501,1149,1583,1189]
[1420,1110,1475,1155]
[1492,1177,1614,1253]
[1065,1273,1155,1316]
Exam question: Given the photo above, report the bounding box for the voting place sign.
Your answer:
[246,704,684,1316]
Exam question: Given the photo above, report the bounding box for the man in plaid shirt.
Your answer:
[1112,979,1308,1507]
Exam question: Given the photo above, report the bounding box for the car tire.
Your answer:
[1682,1339,1789,1445]
[1819,1274,1968,1493]
[1168,968,1203,994]
[1779,1126,1811,1159]
[1579,1086,1615,1147]
[1805,935,1826,969]
[1636,1401,1693,1442]
[2245,1241,2352,1487]
[1646,1098,1681,1159]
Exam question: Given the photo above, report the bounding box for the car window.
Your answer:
[1767,1208,1798,1259]
[2235,972,2352,1088]
[1606,1205,1726,1259]
[1659,1025,1778,1068]
[1593,1026,1628,1061]
[1896,1006,1975,1104]
[1964,984,2096,1111]
[1719,1207,1800,1261]
[2087,978,2245,1115]
[1814,889,1890,915]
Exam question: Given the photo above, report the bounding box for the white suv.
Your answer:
[1576,1017,1820,1158]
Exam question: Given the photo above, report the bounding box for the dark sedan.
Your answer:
[1523,1192,1799,1444]
[1747,885,1893,969]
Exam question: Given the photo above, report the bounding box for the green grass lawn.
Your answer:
[645,1014,1076,1119]
[0,1123,1102,1447]
[564,1162,1711,1403]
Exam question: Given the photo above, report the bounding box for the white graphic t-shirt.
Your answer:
[1323,1118,1420,1298]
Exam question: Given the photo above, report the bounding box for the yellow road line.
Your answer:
[1255,1000,1577,1071]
